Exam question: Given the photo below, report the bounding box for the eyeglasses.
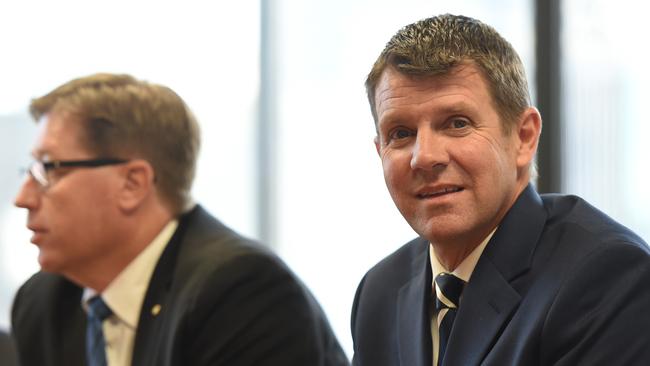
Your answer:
[25,158,129,188]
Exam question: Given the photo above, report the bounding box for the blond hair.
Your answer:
[30,73,200,214]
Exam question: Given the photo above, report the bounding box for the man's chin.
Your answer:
[412,217,465,243]
[37,253,63,274]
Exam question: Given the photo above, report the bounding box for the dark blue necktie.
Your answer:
[434,273,465,366]
[86,296,112,366]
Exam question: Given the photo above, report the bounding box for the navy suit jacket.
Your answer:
[12,205,349,366]
[351,185,650,365]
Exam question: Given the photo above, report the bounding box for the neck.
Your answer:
[431,233,485,271]
[67,204,174,292]
[432,180,528,271]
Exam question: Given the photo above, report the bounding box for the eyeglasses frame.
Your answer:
[25,158,130,188]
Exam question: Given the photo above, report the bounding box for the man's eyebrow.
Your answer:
[376,111,407,131]
[379,100,478,127]
[377,99,478,131]
[435,100,477,114]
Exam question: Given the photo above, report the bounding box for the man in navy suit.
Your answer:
[12,73,348,366]
[351,14,650,365]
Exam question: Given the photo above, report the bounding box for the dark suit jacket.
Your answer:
[351,185,650,365]
[0,330,18,366]
[12,205,349,366]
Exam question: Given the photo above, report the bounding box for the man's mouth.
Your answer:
[416,186,464,199]
[28,225,46,233]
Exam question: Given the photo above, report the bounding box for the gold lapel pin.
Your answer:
[151,304,162,316]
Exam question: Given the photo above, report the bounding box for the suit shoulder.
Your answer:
[541,193,649,252]
[168,212,348,364]
[173,205,307,300]
[353,237,428,306]
[176,205,282,272]
[13,271,79,310]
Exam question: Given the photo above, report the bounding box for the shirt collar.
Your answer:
[429,228,496,283]
[82,219,178,328]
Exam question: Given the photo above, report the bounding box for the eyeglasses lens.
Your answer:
[29,162,49,187]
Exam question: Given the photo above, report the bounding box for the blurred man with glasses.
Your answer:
[12,73,348,366]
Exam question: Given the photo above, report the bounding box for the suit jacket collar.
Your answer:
[131,205,200,365]
[482,185,547,281]
[443,184,547,365]
[396,238,433,366]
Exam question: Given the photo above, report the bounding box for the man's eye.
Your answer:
[390,129,413,139]
[451,119,469,129]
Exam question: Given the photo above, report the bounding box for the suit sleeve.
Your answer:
[181,251,349,366]
[350,274,367,366]
[541,241,650,365]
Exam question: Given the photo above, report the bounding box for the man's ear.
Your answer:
[515,107,542,169]
[118,160,155,213]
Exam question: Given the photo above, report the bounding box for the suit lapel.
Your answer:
[131,207,194,365]
[443,185,547,365]
[443,259,521,365]
[397,239,433,366]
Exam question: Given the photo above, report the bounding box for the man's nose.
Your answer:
[410,130,449,171]
[14,176,40,210]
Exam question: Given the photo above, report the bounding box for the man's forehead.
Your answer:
[374,63,495,115]
[376,64,483,101]
[31,112,88,159]
[378,62,483,87]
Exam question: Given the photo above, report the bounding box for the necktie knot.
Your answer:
[87,296,112,321]
[434,273,465,311]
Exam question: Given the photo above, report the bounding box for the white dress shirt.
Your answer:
[83,219,178,366]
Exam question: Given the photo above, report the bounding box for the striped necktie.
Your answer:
[86,296,112,366]
[434,273,465,365]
